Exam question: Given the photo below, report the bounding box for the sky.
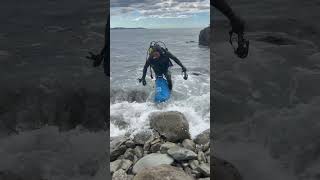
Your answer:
[110,0,210,29]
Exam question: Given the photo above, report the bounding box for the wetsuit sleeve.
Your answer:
[142,59,150,79]
[211,0,236,22]
[166,51,185,68]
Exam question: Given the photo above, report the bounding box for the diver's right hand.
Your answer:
[139,78,147,86]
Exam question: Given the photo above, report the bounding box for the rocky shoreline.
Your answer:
[110,111,210,180]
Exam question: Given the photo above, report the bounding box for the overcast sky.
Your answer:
[110,0,210,29]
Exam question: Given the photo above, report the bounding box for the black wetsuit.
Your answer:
[142,50,185,90]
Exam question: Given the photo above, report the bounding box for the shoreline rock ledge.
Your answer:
[110,111,210,180]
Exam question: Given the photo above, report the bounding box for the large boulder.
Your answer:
[132,153,174,174]
[194,129,210,145]
[149,111,190,143]
[133,165,194,180]
[199,26,210,46]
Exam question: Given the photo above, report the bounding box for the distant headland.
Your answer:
[111,27,147,30]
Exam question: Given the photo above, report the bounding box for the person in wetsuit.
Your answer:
[139,44,187,91]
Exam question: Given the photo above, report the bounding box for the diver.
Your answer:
[212,0,249,58]
[139,42,187,91]
[86,16,109,76]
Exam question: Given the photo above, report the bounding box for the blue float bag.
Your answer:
[154,76,171,103]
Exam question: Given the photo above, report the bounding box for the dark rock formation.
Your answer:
[149,111,190,142]
[199,27,210,46]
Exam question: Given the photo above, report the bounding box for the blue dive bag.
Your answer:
[154,76,171,103]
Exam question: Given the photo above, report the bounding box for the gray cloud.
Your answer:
[111,0,209,19]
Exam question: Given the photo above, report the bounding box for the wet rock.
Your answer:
[143,138,152,151]
[110,136,129,161]
[194,129,210,145]
[110,159,133,173]
[133,165,194,180]
[112,169,128,180]
[150,143,162,153]
[184,166,193,176]
[167,147,197,161]
[160,142,179,153]
[120,160,133,172]
[132,153,174,174]
[197,163,210,177]
[134,146,144,158]
[110,160,122,174]
[203,142,210,152]
[133,130,153,145]
[191,169,201,178]
[133,155,139,164]
[149,111,190,143]
[197,151,207,163]
[189,160,199,170]
[123,148,135,161]
[125,140,136,148]
[182,139,196,151]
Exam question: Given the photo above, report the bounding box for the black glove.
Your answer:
[139,78,147,86]
[230,15,245,35]
[86,52,104,67]
[182,66,187,72]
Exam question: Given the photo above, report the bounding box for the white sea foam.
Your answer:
[110,70,210,138]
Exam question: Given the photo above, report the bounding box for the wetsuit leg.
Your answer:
[164,71,173,90]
